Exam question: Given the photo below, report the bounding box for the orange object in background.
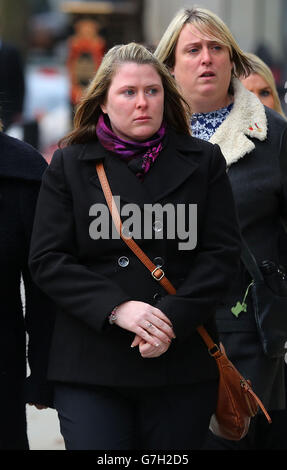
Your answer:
[67,16,106,106]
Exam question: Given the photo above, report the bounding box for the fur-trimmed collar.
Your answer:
[209,78,267,167]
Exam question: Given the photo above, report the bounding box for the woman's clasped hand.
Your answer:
[113,300,176,357]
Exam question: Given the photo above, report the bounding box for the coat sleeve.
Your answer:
[156,144,242,340]
[29,149,132,333]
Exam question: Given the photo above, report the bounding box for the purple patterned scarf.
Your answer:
[96,114,166,178]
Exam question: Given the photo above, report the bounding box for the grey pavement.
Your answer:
[26,405,65,450]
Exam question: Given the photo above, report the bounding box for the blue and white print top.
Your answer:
[191,103,234,141]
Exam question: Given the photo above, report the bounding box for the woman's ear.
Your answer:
[100,103,107,114]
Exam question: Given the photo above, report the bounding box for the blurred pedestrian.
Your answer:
[67,14,106,115]
[0,125,54,449]
[240,52,286,118]
[29,42,241,450]
[155,7,287,450]
[0,36,25,131]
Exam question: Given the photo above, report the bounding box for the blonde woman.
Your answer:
[156,7,287,450]
[240,52,286,118]
[29,42,241,450]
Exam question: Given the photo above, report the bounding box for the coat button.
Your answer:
[121,224,132,238]
[118,256,129,268]
[153,256,164,267]
[153,293,162,302]
[153,220,163,232]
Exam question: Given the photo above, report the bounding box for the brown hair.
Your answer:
[60,42,190,147]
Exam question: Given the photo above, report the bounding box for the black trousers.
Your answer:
[54,380,218,450]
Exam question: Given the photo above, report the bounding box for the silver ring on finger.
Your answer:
[146,322,153,329]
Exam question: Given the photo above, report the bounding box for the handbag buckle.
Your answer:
[208,344,220,356]
[152,267,165,281]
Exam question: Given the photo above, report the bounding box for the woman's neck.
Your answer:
[190,94,234,114]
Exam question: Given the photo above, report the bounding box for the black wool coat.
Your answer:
[216,107,287,333]
[0,133,54,448]
[29,130,241,388]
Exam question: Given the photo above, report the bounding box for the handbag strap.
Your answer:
[96,161,176,295]
[96,162,218,354]
[240,239,264,282]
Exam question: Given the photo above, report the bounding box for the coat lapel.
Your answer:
[80,141,152,206]
[142,131,200,202]
[79,132,201,206]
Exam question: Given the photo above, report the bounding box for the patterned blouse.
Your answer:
[191,103,234,141]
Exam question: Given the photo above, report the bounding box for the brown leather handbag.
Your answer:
[96,162,271,441]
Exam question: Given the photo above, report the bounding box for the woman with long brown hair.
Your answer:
[29,42,240,450]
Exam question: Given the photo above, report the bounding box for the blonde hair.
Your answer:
[60,42,190,147]
[243,52,286,118]
[155,7,252,79]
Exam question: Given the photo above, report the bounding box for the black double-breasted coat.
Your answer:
[0,133,54,449]
[216,108,287,329]
[29,130,241,388]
